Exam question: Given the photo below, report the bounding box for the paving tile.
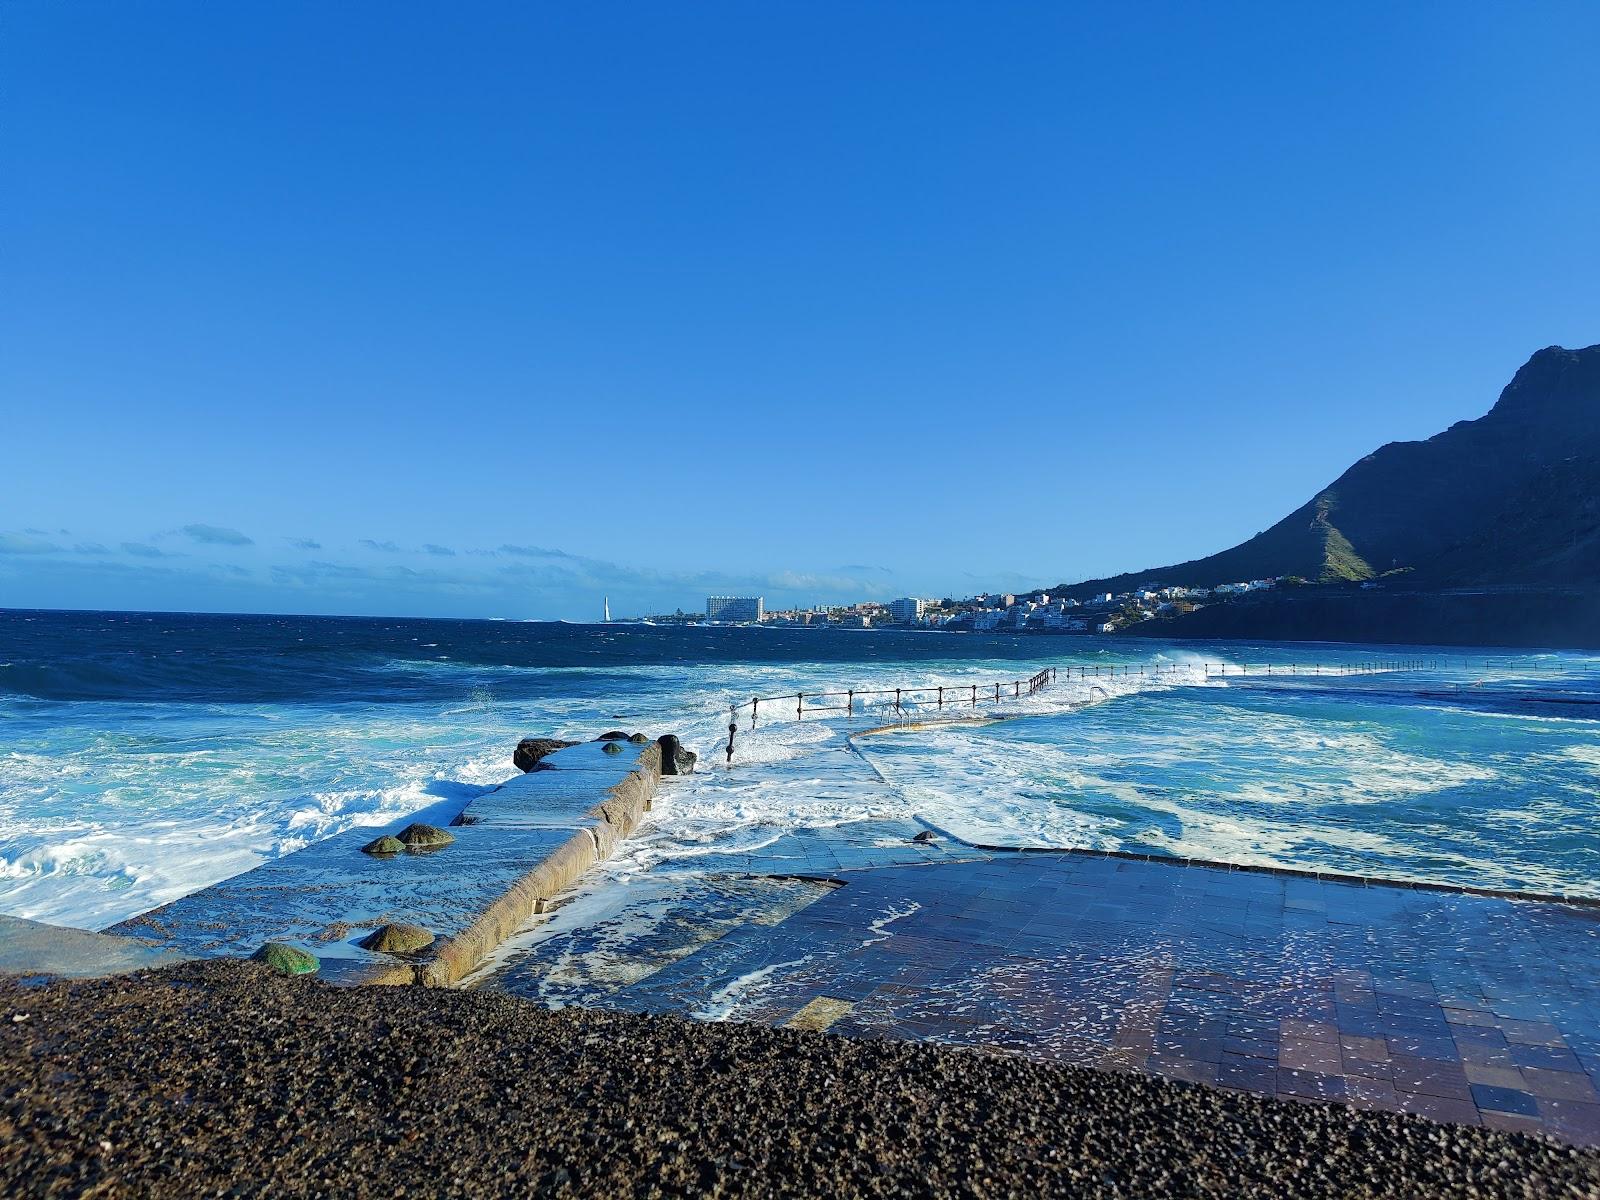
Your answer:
[1339,1033,1389,1062]
[1281,1018,1339,1043]
[565,849,1600,1148]
[1345,1076,1401,1110]
[1463,1062,1528,1090]
[1512,1044,1586,1073]
[1280,1040,1342,1074]
[1277,1068,1346,1102]
[1537,1099,1600,1142]
[1397,1093,1482,1126]
[1502,1019,1567,1047]
[1470,1084,1541,1117]
[1521,1067,1600,1102]
[1149,1056,1220,1086]
[1391,1055,1471,1098]
[1481,1111,1548,1136]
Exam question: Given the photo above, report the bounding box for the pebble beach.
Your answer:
[3,961,1598,1198]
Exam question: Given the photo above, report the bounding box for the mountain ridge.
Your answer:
[1054,343,1600,600]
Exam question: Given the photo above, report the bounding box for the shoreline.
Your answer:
[4,960,1597,1198]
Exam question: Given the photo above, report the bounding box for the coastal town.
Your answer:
[643,578,1285,634]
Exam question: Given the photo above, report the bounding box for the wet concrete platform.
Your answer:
[0,915,188,980]
[549,852,1600,1146]
[108,739,663,986]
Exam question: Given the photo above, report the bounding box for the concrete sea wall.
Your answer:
[105,737,668,987]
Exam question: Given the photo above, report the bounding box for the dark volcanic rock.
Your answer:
[595,731,631,741]
[627,732,649,744]
[359,924,435,955]
[395,823,453,850]
[657,734,697,776]
[513,737,577,773]
[2,961,1596,1198]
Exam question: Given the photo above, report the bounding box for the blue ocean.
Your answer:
[2,608,1597,930]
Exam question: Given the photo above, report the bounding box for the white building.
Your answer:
[887,597,926,625]
[705,596,764,622]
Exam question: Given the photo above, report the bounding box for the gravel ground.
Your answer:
[2,961,1597,1198]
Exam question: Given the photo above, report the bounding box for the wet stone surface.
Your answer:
[512,852,1600,1147]
[109,821,583,968]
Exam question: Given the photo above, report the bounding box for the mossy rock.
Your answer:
[252,942,319,976]
[627,732,649,744]
[396,822,454,849]
[596,730,630,741]
[602,741,625,755]
[360,923,435,955]
[361,835,406,856]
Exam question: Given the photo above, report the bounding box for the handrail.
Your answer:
[730,666,1059,730]
[1201,658,1444,676]
[727,657,1453,731]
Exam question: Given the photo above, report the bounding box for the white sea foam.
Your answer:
[7,643,1598,932]
[693,957,811,1022]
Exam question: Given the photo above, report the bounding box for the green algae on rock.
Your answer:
[360,835,405,856]
[395,823,454,850]
[602,741,625,755]
[359,924,435,955]
[250,943,319,976]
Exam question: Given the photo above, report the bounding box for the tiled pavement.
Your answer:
[597,852,1600,1146]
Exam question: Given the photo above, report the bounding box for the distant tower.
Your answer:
[603,596,610,623]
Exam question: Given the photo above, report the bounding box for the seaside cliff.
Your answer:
[1060,344,1600,647]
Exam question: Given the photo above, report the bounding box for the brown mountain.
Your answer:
[1056,343,1600,599]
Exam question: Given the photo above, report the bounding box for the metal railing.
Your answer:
[730,666,1058,730]
[715,655,1549,764]
[1201,658,1444,677]
[726,657,1458,730]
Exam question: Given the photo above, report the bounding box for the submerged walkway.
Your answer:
[501,848,1600,1146]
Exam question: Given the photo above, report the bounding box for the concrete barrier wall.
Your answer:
[384,739,663,987]
[102,738,670,988]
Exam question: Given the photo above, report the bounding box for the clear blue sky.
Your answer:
[3,2,1597,619]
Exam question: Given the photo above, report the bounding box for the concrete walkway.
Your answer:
[499,849,1600,1147]
[105,739,664,986]
[0,915,187,979]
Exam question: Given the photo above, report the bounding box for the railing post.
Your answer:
[971,684,977,707]
[937,686,943,709]
[847,689,853,717]
[752,697,759,728]
[797,692,803,721]
[895,687,901,715]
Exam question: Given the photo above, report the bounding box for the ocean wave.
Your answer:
[7,613,1599,930]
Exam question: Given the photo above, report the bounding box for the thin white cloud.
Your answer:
[182,523,254,547]
[0,533,62,555]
